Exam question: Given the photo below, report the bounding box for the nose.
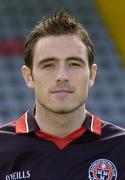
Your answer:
[56,64,69,83]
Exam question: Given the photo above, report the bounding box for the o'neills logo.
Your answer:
[5,170,30,180]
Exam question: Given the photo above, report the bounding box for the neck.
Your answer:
[35,102,86,138]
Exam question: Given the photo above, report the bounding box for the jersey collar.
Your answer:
[16,107,101,135]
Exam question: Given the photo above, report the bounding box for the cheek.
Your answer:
[34,73,53,92]
[75,72,90,87]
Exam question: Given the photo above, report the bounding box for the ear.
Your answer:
[21,65,34,88]
[89,64,97,88]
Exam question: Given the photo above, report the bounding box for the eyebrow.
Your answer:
[38,58,58,66]
[38,56,85,65]
[66,56,85,64]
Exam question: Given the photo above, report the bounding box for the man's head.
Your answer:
[24,9,94,70]
[22,9,97,114]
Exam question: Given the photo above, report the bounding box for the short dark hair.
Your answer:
[24,9,94,70]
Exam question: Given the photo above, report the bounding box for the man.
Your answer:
[0,9,125,180]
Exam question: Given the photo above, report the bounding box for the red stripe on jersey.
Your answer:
[36,126,87,149]
[16,113,27,134]
[91,116,101,135]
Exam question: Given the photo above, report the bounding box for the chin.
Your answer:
[40,100,85,114]
[48,104,83,114]
[52,109,74,114]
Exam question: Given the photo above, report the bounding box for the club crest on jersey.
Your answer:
[88,159,117,180]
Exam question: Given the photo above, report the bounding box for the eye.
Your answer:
[69,62,81,67]
[43,63,55,69]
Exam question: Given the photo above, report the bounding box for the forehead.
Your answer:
[33,34,88,61]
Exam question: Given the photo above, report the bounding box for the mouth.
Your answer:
[50,90,74,96]
[50,90,74,93]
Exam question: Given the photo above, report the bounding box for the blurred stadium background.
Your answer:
[0,0,125,127]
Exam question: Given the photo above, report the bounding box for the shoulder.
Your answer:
[101,120,125,141]
[0,120,18,150]
[102,120,125,134]
[0,120,17,134]
[89,111,125,142]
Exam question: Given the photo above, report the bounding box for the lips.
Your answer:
[50,89,74,98]
[50,90,74,93]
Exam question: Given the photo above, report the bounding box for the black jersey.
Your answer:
[0,107,125,180]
